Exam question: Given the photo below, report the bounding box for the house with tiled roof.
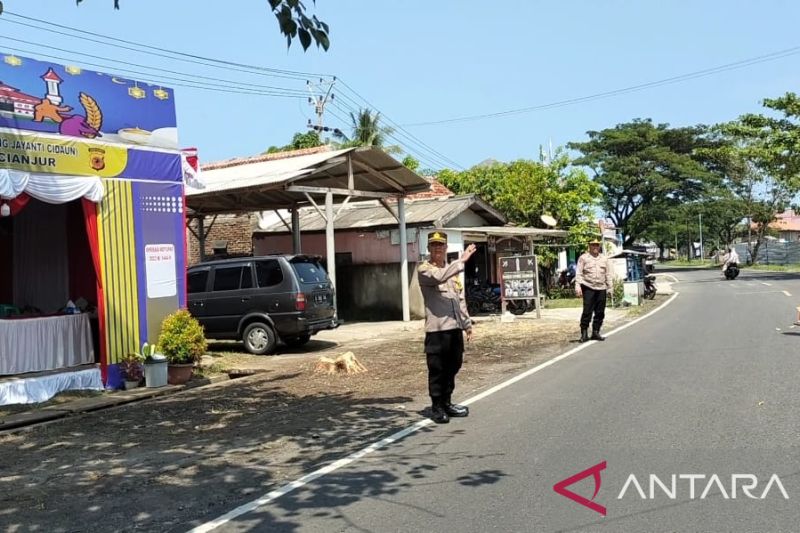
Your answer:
[768,210,800,241]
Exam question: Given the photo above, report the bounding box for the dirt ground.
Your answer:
[0,298,665,533]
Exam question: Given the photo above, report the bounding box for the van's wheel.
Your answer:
[284,334,311,348]
[242,322,277,355]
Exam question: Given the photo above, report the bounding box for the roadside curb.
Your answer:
[0,374,233,433]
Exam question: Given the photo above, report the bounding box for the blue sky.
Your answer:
[0,0,798,170]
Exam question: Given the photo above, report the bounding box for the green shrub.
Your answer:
[158,310,207,364]
[610,278,624,307]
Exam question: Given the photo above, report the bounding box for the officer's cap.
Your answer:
[428,231,448,245]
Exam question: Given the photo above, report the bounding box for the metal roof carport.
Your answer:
[185,147,431,321]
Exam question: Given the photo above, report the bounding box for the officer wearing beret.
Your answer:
[417,231,477,424]
[575,239,614,343]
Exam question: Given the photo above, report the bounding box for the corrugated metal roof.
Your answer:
[255,195,506,232]
[186,147,431,215]
[452,226,569,240]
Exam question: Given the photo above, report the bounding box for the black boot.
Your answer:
[444,396,469,417]
[591,329,605,341]
[430,402,450,424]
[580,328,589,343]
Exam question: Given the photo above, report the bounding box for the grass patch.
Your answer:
[545,298,583,309]
[661,260,714,267]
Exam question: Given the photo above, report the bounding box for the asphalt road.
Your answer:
[197,267,800,533]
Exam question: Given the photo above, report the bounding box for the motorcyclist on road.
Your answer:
[721,247,739,276]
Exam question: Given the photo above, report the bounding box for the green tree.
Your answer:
[79,0,330,51]
[569,119,719,246]
[338,108,401,154]
[402,155,420,172]
[438,154,600,241]
[264,130,323,154]
[439,154,600,289]
[717,92,800,263]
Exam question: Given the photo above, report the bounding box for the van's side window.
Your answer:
[256,260,283,288]
[241,265,254,289]
[187,270,209,293]
[213,266,244,292]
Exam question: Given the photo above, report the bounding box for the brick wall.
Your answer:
[187,213,257,265]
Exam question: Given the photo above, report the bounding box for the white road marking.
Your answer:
[734,291,786,296]
[654,273,680,283]
[762,282,773,286]
[783,290,792,297]
[188,292,681,532]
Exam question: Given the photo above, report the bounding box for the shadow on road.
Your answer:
[212,440,511,533]
[0,377,416,532]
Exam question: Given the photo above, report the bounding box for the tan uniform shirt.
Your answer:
[575,252,614,291]
[417,259,472,333]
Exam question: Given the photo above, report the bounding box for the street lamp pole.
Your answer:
[699,213,704,261]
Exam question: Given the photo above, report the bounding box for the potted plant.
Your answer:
[158,309,207,385]
[119,352,145,390]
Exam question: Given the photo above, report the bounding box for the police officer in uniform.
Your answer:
[575,239,614,343]
[417,231,477,424]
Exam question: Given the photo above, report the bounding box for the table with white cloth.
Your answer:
[0,314,95,375]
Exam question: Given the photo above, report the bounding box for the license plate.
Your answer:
[314,294,326,304]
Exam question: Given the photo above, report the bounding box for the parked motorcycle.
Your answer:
[506,298,538,315]
[724,263,740,280]
[558,269,576,289]
[467,282,501,315]
[643,275,657,300]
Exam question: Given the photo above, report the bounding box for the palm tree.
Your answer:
[337,108,401,154]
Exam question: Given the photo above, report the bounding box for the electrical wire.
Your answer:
[0,37,309,95]
[0,14,325,81]
[402,46,800,127]
[0,11,461,166]
[0,44,307,99]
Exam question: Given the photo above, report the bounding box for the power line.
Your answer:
[0,11,461,167]
[402,46,800,127]
[0,14,325,81]
[0,44,307,99]
[0,36,308,95]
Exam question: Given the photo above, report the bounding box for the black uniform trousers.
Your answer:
[580,284,607,331]
[424,328,464,404]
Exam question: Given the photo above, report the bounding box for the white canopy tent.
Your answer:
[0,169,104,206]
[185,147,431,321]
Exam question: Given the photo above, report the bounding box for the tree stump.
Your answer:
[313,352,367,375]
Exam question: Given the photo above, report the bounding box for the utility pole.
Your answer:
[307,77,336,134]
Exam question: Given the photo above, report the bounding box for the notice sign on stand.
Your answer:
[499,255,537,299]
[145,244,177,298]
